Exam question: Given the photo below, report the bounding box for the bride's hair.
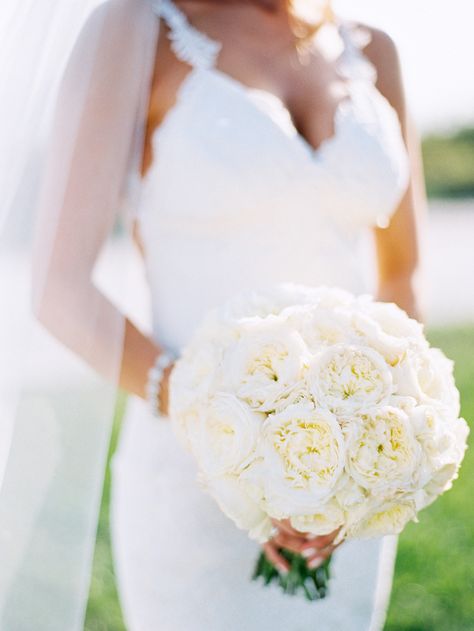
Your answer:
[285,0,335,42]
[189,0,335,38]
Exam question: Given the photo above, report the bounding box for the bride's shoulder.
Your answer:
[340,18,405,115]
[336,16,400,73]
[356,22,401,74]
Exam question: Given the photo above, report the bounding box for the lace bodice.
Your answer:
[137,0,410,353]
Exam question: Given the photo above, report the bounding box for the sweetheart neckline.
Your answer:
[141,65,363,184]
[209,67,355,157]
[137,59,410,234]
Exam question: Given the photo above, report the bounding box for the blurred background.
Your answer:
[336,0,474,328]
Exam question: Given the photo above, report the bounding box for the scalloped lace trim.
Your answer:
[152,0,222,69]
[337,21,378,84]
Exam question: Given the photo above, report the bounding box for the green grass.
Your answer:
[385,326,474,631]
[85,327,474,631]
[85,394,126,631]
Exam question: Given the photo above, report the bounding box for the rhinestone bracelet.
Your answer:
[146,350,175,418]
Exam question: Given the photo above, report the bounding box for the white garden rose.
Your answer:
[219,284,332,320]
[449,416,470,460]
[307,285,355,310]
[169,405,201,453]
[243,403,346,517]
[422,462,462,499]
[283,304,354,351]
[417,348,460,416]
[410,404,445,444]
[351,310,411,366]
[223,283,355,320]
[244,283,354,314]
[290,499,345,536]
[271,380,313,413]
[307,344,393,415]
[201,474,274,543]
[347,499,417,538]
[170,342,228,451]
[334,475,367,510]
[386,394,418,414]
[408,405,449,487]
[410,406,469,495]
[169,341,221,410]
[220,315,308,411]
[390,352,422,400]
[358,298,426,344]
[392,348,460,418]
[346,406,421,493]
[191,393,264,477]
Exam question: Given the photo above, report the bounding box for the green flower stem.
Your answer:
[252,548,331,601]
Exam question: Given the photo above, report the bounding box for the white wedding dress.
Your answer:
[110,1,410,629]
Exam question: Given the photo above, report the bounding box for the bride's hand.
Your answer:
[262,519,343,575]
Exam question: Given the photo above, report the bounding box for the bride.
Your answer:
[10,0,424,629]
[108,1,423,629]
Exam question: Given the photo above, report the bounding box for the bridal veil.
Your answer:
[0,0,159,627]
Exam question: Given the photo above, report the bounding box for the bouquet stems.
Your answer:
[252,549,331,601]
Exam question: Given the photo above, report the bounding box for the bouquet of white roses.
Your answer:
[169,285,469,600]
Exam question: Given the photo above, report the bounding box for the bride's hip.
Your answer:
[112,394,193,472]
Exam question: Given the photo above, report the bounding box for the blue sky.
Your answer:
[335,0,474,132]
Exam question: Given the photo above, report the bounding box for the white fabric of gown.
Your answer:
[110,1,410,629]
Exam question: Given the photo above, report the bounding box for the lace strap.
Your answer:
[336,21,377,84]
[151,0,222,70]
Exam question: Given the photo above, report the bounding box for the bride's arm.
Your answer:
[365,27,427,321]
[31,2,169,409]
[32,195,164,403]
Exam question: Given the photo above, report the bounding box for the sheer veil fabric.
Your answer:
[0,0,159,628]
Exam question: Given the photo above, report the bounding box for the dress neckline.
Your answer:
[198,66,356,158]
[141,63,362,187]
[143,0,382,181]
[159,0,362,145]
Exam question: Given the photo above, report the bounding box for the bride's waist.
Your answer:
[146,272,367,355]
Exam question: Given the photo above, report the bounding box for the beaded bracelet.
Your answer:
[146,351,175,418]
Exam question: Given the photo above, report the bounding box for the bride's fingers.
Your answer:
[271,532,308,554]
[303,539,344,568]
[272,528,345,556]
[300,528,341,551]
[273,520,341,541]
[271,521,343,556]
[262,542,290,575]
[271,518,301,538]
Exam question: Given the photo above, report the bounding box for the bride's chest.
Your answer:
[139,68,409,233]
